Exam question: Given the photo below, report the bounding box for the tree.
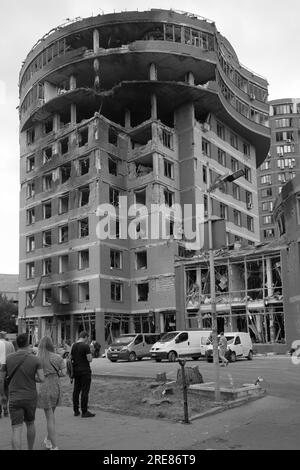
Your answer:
[0,294,18,333]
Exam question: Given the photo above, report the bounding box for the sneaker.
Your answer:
[81,411,95,418]
[44,437,52,449]
[74,411,80,416]
[50,446,59,450]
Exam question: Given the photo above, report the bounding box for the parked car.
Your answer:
[150,329,212,362]
[205,332,253,362]
[107,333,162,362]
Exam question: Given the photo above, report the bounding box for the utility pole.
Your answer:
[206,165,245,402]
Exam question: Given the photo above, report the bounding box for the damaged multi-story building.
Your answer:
[18,9,270,347]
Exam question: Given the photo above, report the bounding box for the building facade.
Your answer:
[258,98,300,242]
[273,175,300,349]
[19,9,270,347]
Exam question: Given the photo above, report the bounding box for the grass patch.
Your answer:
[60,377,216,422]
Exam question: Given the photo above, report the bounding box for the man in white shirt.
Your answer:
[0,331,15,417]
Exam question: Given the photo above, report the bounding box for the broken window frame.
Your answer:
[79,157,90,175]
[44,118,53,135]
[79,185,90,207]
[59,193,69,214]
[137,283,149,302]
[108,127,118,146]
[110,249,122,269]
[79,218,89,237]
[217,148,226,166]
[42,200,52,219]
[26,262,35,279]
[43,258,52,276]
[59,225,69,244]
[43,146,53,164]
[26,155,35,172]
[43,173,53,191]
[59,286,70,304]
[26,291,35,307]
[78,249,89,270]
[78,127,89,147]
[42,230,52,247]
[42,288,52,306]
[111,282,123,302]
[134,188,146,206]
[60,162,71,183]
[233,209,241,226]
[27,181,35,198]
[231,157,239,173]
[232,183,241,201]
[164,159,174,179]
[60,137,69,155]
[108,157,118,176]
[136,251,147,270]
[164,189,174,207]
[26,128,35,145]
[247,216,254,232]
[220,203,228,220]
[109,187,120,207]
[277,213,286,236]
[59,254,69,273]
[78,282,90,302]
[263,229,275,239]
[244,165,252,182]
[27,208,35,225]
[202,138,210,157]
[26,235,35,252]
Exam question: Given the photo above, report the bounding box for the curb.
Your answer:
[254,354,289,358]
[189,390,266,422]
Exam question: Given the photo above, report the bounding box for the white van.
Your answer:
[107,333,162,362]
[205,332,253,362]
[150,330,212,362]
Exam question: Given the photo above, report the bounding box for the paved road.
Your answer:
[92,355,300,401]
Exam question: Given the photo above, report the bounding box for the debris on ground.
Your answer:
[177,366,204,385]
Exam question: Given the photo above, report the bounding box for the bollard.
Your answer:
[178,358,190,424]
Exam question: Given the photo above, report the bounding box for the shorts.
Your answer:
[9,399,37,426]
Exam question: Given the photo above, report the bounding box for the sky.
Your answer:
[0,0,300,274]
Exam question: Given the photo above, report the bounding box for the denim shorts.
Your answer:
[9,399,37,426]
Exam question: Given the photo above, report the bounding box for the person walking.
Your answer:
[71,331,95,418]
[4,333,44,450]
[37,336,66,450]
[0,331,15,418]
[93,341,101,358]
[219,332,229,366]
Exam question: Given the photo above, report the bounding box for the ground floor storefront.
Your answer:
[186,301,286,354]
[19,310,177,351]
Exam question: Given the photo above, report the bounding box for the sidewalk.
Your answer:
[1,394,300,450]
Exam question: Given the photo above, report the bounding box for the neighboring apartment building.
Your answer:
[18,9,270,347]
[258,98,300,242]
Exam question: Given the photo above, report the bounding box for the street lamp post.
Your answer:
[206,165,245,402]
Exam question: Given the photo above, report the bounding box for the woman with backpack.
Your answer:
[37,336,66,450]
